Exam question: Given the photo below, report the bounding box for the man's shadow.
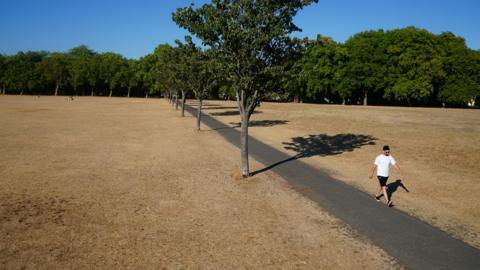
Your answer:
[378,179,409,200]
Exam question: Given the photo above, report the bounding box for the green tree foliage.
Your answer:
[437,33,480,106]
[151,44,178,103]
[298,35,348,104]
[344,30,388,105]
[68,45,95,95]
[0,54,6,94]
[3,51,46,95]
[383,27,443,106]
[38,52,69,96]
[86,55,102,96]
[137,54,157,99]
[176,37,219,129]
[173,0,319,177]
[123,60,141,98]
[100,52,128,97]
[277,38,308,103]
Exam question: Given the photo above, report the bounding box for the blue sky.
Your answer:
[0,0,478,59]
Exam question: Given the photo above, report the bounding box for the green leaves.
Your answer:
[298,35,348,102]
[173,0,319,108]
[38,52,69,94]
[3,51,46,94]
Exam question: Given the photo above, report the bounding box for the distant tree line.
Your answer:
[0,45,157,98]
[0,27,479,107]
[286,27,480,107]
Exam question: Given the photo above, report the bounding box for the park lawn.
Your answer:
[0,95,400,269]
[202,100,480,249]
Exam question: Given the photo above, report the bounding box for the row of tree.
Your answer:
[287,28,480,107]
[0,46,157,98]
[1,30,478,107]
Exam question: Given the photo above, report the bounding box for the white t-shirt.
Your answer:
[374,154,396,177]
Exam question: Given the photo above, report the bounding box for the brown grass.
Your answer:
[204,100,480,249]
[0,96,400,269]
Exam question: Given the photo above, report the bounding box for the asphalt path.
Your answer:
[183,102,480,269]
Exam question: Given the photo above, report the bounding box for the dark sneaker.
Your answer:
[387,200,393,207]
[375,195,381,201]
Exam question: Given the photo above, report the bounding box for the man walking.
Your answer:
[369,145,403,207]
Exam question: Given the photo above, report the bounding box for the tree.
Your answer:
[4,51,46,95]
[176,38,219,129]
[0,54,6,94]
[86,55,102,96]
[173,0,319,177]
[193,50,219,130]
[39,52,69,96]
[173,0,318,177]
[151,44,179,104]
[174,39,195,117]
[437,33,480,107]
[100,52,127,97]
[123,60,141,98]
[344,30,388,105]
[68,45,95,96]
[299,35,348,104]
[137,54,156,99]
[383,27,442,106]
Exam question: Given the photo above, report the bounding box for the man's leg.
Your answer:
[375,184,382,199]
[382,186,390,204]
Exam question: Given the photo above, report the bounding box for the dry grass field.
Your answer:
[203,100,480,249]
[0,96,400,269]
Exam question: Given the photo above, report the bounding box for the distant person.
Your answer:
[369,145,403,207]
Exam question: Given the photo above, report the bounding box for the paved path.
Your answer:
[184,103,480,269]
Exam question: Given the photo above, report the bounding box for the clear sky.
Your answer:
[1,0,478,59]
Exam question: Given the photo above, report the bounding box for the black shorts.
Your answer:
[377,176,389,187]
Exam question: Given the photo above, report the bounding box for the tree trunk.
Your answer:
[20,90,23,95]
[54,83,59,96]
[240,113,249,177]
[91,87,94,96]
[181,90,186,117]
[175,92,179,110]
[293,95,300,103]
[109,89,113,97]
[196,98,203,131]
[127,87,131,98]
[342,98,346,105]
[363,91,368,106]
[2,86,5,95]
[145,93,148,99]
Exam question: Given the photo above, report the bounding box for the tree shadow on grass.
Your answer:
[187,103,221,107]
[210,110,262,116]
[251,133,377,176]
[202,106,238,110]
[203,120,289,132]
[229,120,289,127]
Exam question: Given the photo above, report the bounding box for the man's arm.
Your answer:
[394,164,404,178]
[369,165,377,179]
